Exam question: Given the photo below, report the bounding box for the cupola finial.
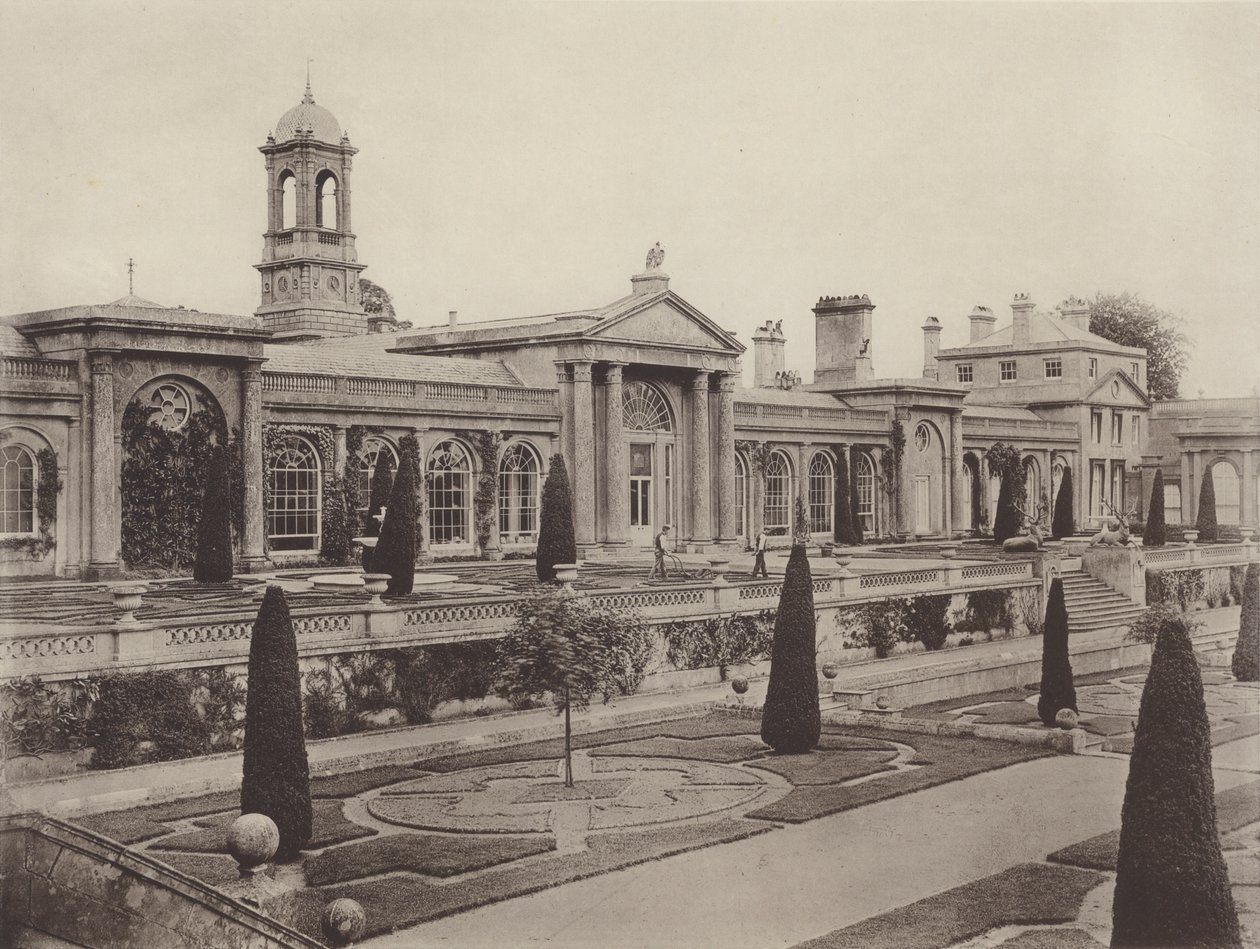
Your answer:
[303,57,314,103]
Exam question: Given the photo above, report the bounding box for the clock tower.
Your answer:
[256,80,368,339]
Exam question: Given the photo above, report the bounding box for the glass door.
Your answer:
[629,443,654,547]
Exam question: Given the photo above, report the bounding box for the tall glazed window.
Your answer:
[498,443,541,543]
[855,451,876,533]
[428,441,472,546]
[268,436,321,551]
[0,445,35,535]
[808,452,834,534]
[764,450,793,533]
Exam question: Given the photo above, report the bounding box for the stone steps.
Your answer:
[1060,569,1144,634]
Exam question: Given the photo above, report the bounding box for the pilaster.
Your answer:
[240,361,267,571]
[87,353,119,578]
[716,373,738,544]
[688,372,713,548]
[571,361,596,552]
[64,417,81,578]
[601,363,628,546]
[948,412,964,537]
[413,427,431,561]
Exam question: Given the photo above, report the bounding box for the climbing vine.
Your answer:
[458,429,503,554]
[879,420,906,532]
[0,446,62,559]
[261,423,335,555]
[343,424,366,517]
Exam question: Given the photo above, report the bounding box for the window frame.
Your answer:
[428,440,474,547]
[267,435,322,551]
[498,442,541,545]
[1088,357,1098,379]
[1043,357,1063,380]
[0,444,37,537]
[999,360,1017,382]
[764,450,793,533]
[955,364,973,384]
[807,452,834,535]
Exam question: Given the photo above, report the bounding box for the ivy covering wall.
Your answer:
[0,445,62,560]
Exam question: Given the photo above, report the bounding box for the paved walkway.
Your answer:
[374,739,1260,949]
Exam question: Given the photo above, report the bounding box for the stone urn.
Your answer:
[1240,527,1255,544]
[833,550,854,576]
[361,573,391,608]
[708,558,731,583]
[321,898,367,947]
[554,563,579,588]
[821,662,839,680]
[109,584,148,625]
[1183,530,1199,547]
[938,543,959,560]
[227,813,279,878]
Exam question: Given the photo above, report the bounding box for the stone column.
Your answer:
[333,426,348,476]
[413,427,431,560]
[240,361,267,571]
[896,411,911,536]
[688,372,713,548]
[88,353,118,577]
[483,437,503,561]
[949,412,965,537]
[1245,450,1256,528]
[796,443,811,538]
[602,363,628,546]
[716,373,738,545]
[571,361,596,553]
[64,417,81,578]
[1179,450,1192,526]
[1190,449,1203,525]
[555,362,574,478]
[751,454,766,542]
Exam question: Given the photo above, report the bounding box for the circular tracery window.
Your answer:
[149,382,192,431]
[914,422,931,452]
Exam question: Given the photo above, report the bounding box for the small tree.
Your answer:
[241,586,311,860]
[364,454,394,537]
[1232,563,1259,682]
[193,446,234,582]
[1037,579,1076,726]
[993,473,1019,543]
[319,474,352,565]
[760,545,821,753]
[986,442,1024,543]
[833,446,858,546]
[1112,610,1241,947]
[1051,467,1075,540]
[1144,469,1166,547]
[499,587,602,786]
[536,455,576,583]
[1196,464,1218,543]
[849,451,864,545]
[374,435,418,595]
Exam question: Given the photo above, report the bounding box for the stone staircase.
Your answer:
[1060,569,1145,634]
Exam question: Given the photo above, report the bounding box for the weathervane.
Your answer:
[127,257,135,296]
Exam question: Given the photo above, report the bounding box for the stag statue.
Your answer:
[1001,501,1048,553]
[1091,501,1138,547]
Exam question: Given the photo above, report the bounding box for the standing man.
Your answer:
[651,524,672,579]
[751,527,769,578]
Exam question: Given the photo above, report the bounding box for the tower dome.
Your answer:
[274,81,344,144]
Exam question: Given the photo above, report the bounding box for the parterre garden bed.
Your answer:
[73,710,1052,943]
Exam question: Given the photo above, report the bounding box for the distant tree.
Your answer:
[1144,469,1167,547]
[1051,467,1075,540]
[359,278,396,321]
[193,446,234,582]
[1232,563,1259,682]
[241,586,311,861]
[1111,609,1241,947]
[498,587,603,786]
[849,452,864,544]
[986,442,1025,543]
[1037,579,1076,725]
[832,446,858,546]
[536,455,576,583]
[760,545,821,753]
[374,435,419,595]
[1088,292,1190,401]
[1196,465,1219,542]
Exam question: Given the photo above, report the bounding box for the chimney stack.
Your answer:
[968,305,997,343]
[1011,292,1034,346]
[752,319,786,388]
[1059,295,1090,333]
[921,316,942,380]
[813,294,875,386]
[448,310,459,328]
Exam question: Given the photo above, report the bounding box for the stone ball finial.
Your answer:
[1055,708,1079,730]
[227,814,279,871]
[321,898,367,946]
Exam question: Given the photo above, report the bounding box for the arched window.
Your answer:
[499,443,541,544]
[914,423,931,453]
[622,381,672,432]
[1,445,36,535]
[735,453,749,541]
[268,436,321,551]
[429,440,472,546]
[279,172,296,230]
[808,452,834,534]
[856,451,876,533]
[1023,457,1040,506]
[1051,460,1066,506]
[764,450,793,533]
[1212,460,1240,525]
[316,171,338,229]
[356,437,398,517]
[961,454,979,531]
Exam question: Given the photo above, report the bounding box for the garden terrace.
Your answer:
[0,555,1041,682]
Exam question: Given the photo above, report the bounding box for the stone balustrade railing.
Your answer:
[0,560,1042,681]
[1,356,75,382]
[1141,544,1254,569]
[733,402,888,426]
[261,373,558,410]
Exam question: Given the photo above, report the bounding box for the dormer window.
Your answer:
[1044,358,1062,379]
[1130,362,1139,383]
[999,360,1017,382]
[956,364,973,384]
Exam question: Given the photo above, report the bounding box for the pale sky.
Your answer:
[2,1,1257,396]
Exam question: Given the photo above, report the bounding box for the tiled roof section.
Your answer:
[962,403,1046,422]
[736,386,852,408]
[105,294,166,309]
[958,311,1131,351]
[0,325,40,357]
[263,334,522,386]
[274,86,343,144]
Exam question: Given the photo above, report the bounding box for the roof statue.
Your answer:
[859,338,871,356]
[645,242,665,271]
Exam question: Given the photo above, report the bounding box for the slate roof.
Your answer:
[0,325,39,358]
[274,85,343,144]
[962,403,1046,422]
[263,333,522,386]
[955,311,1136,351]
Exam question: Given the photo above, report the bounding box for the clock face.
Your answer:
[278,276,288,292]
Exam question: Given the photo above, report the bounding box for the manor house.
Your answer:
[1,84,1189,579]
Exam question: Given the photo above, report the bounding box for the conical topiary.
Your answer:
[1144,469,1166,547]
[1196,465,1218,543]
[833,446,858,546]
[374,435,418,595]
[536,454,576,583]
[760,545,821,753]
[1111,610,1241,947]
[849,451,864,545]
[364,453,394,537]
[193,445,234,583]
[1037,579,1076,725]
[993,471,1020,543]
[1232,562,1259,682]
[1051,468,1075,540]
[240,586,311,861]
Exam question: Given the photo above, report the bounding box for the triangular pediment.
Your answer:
[1085,369,1150,408]
[588,294,744,354]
